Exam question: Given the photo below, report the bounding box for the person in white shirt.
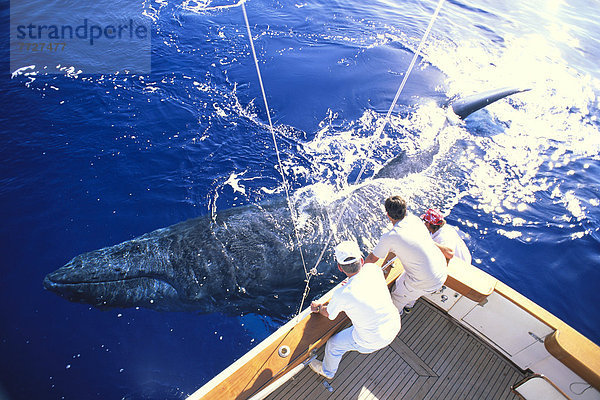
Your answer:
[309,241,401,379]
[365,196,447,315]
[421,208,472,265]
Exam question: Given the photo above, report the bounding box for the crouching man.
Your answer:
[365,196,448,315]
[309,241,401,379]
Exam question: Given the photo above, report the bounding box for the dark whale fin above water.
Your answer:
[374,87,530,179]
[373,141,440,180]
[451,87,531,119]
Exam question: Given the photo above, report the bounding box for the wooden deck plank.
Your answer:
[405,305,438,348]
[346,359,391,399]
[434,324,502,398]
[394,375,430,399]
[336,350,382,399]
[389,338,437,376]
[459,342,515,399]
[368,348,417,399]
[401,303,429,342]
[328,352,371,397]
[424,327,475,400]
[497,370,521,400]
[277,366,319,400]
[415,319,456,368]
[420,301,505,400]
[271,368,316,400]
[404,310,445,358]
[334,348,395,399]
[447,342,493,400]
[446,338,491,399]
[380,354,418,399]
[482,359,511,396]
[299,348,387,400]
[425,321,462,365]
[387,371,422,399]
[428,322,471,374]
[436,340,484,400]
[466,347,505,398]
[376,359,417,400]
[415,312,449,360]
[488,363,521,400]
[359,348,404,400]
[367,347,412,398]
[267,363,304,399]
[481,362,512,399]
[450,344,494,400]
[501,370,525,400]
[461,350,502,400]
[422,319,463,366]
[406,375,439,400]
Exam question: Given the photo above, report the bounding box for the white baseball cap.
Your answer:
[334,241,362,265]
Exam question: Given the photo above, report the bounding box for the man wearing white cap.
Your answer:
[309,241,401,380]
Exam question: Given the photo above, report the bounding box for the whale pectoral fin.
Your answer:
[452,87,531,119]
[373,150,407,179]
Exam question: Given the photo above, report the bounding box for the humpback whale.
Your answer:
[43,87,528,315]
[44,198,331,315]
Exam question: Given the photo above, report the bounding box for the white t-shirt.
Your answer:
[431,224,472,265]
[372,213,447,291]
[327,263,401,349]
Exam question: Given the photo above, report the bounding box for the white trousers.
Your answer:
[391,272,439,312]
[322,327,377,378]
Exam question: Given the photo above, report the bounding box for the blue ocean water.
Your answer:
[1,0,599,398]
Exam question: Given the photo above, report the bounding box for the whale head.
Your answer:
[43,204,320,315]
[43,235,207,311]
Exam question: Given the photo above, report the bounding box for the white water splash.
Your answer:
[224,171,247,195]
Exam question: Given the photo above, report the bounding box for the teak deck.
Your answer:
[266,299,526,400]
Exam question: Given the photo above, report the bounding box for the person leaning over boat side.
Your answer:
[308,241,401,380]
[365,196,447,315]
[422,208,472,265]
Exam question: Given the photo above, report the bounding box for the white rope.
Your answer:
[240,0,445,317]
[241,3,310,281]
[307,0,446,277]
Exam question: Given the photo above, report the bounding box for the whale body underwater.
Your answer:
[43,88,527,316]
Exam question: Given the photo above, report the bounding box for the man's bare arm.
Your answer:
[435,243,454,262]
[365,253,379,264]
[366,252,396,276]
[311,301,329,318]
